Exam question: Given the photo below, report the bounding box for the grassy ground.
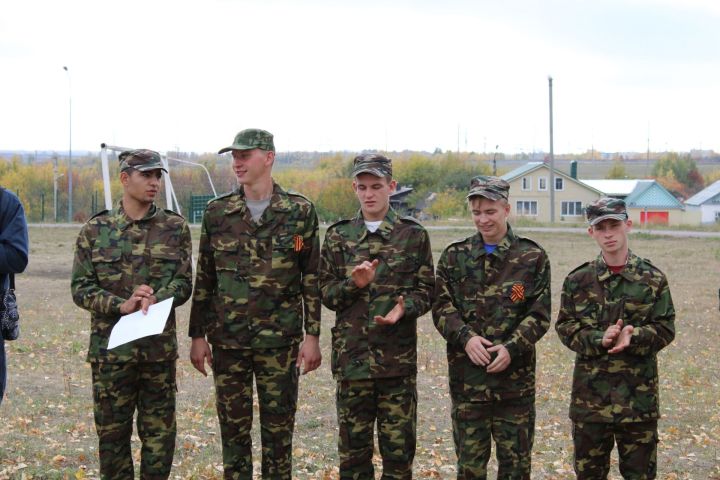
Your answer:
[1,226,719,479]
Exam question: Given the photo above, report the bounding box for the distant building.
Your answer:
[499,161,693,226]
[389,184,415,216]
[501,162,602,223]
[684,180,720,224]
[580,179,685,226]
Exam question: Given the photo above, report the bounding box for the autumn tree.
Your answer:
[652,152,704,197]
[426,189,466,219]
[606,160,627,179]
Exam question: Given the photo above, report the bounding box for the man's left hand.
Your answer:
[486,344,511,373]
[374,296,405,325]
[296,335,322,374]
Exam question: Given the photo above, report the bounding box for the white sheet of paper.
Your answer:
[107,297,174,349]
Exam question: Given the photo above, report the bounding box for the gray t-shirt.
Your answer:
[246,198,271,222]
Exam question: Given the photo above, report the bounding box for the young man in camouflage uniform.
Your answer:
[556,198,675,479]
[71,149,193,479]
[189,128,321,479]
[319,153,434,479]
[433,175,551,479]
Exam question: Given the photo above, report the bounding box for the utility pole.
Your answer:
[493,145,499,175]
[53,155,64,222]
[646,121,650,176]
[63,66,73,222]
[548,76,555,223]
[457,124,460,157]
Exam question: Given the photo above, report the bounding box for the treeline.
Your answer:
[3,150,715,223]
[606,152,710,199]
[0,151,493,223]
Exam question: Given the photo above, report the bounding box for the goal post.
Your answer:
[99,143,218,215]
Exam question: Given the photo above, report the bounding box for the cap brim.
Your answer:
[589,214,627,226]
[218,144,256,154]
[353,168,387,177]
[134,165,168,173]
[466,190,505,201]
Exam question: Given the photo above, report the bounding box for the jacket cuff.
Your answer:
[459,326,477,348]
[188,325,206,338]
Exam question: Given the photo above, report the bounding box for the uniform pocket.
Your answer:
[91,247,123,287]
[148,248,182,279]
[271,235,299,270]
[211,237,246,294]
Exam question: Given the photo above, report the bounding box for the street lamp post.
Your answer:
[63,66,73,222]
[53,155,64,222]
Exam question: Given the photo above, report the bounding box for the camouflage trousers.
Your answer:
[336,375,417,480]
[212,345,299,480]
[90,360,176,480]
[451,395,535,480]
[572,420,658,480]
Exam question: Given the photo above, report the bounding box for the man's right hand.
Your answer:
[350,259,379,289]
[119,285,155,315]
[464,335,494,366]
[190,337,213,376]
[602,319,623,348]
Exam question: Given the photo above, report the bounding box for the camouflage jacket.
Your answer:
[556,251,675,423]
[320,208,434,380]
[188,182,321,349]
[432,226,551,401]
[71,202,193,363]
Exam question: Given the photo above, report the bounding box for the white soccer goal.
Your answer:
[99,143,217,215]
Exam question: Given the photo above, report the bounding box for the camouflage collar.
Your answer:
[351,207,399,242]
[472,223,515,259]
[596,250,640,281]
[114,201,158,229]
[224,181,292,216]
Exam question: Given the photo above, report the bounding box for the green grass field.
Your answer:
[1,225,718,479]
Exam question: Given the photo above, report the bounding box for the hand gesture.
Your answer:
[601,319,623,348]
[486,344,511,373]
[608,324,634,354]
[374,296,405,325]
[464,335,494,366]
[350,259,379,289]
[119,285,155,315]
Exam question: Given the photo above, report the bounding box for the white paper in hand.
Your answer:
[107,297,174,349]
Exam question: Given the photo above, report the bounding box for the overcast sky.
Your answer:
[1,0,718,155]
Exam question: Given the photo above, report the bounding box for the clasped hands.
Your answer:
[464,336,511,373]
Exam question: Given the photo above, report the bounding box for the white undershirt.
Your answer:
[365,220,382,233]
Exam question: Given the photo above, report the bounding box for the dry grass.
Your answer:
[0,226,718,479]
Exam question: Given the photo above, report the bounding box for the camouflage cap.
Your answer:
[218,128,275,154]
[466,175,510,201]
[352,153,392,178]
[118,149,167,173]
[586,197,628,226]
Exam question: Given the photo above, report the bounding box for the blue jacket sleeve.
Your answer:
[0,190,29,276]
